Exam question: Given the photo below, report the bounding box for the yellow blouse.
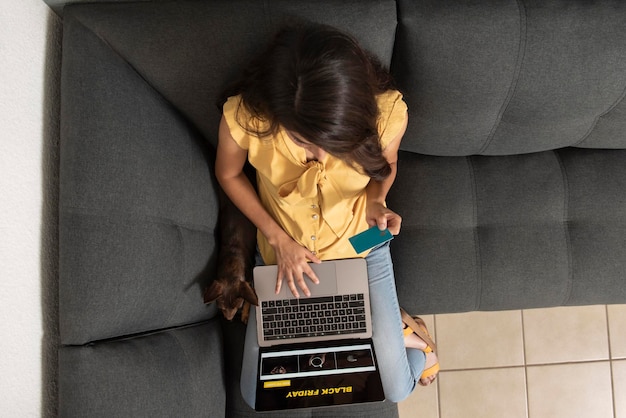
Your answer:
[223,90,407,264]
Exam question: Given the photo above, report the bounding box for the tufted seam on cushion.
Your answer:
[467,157,482,310]
[67,12,183,123]
[479,0,527,155]
[61,206,213,233]
[553,150,574,305]
[574,84,626,147]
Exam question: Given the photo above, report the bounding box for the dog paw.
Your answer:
[241,301,251,324]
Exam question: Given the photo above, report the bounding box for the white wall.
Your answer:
[0,1,61,416]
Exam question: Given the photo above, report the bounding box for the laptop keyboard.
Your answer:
[261,294,367,341]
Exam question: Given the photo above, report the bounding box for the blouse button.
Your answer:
[311,235,316,241]
[312,214,319,220]
[311,204,317,209]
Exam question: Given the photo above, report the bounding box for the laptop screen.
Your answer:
[255,340,385,411]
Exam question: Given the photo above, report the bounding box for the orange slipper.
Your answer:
[401,308,440,384]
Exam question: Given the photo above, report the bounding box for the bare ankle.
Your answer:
[403,332,427,350]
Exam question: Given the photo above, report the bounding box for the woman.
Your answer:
[215,22,439,405]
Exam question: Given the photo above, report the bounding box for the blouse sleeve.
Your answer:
[222,95,252,150]
[377,90,408,150]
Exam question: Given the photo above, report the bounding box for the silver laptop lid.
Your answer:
[253,258,372,347]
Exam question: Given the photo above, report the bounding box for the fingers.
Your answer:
[375,215,388,231]
[275,259,320,298]
[302,261,320,286]
[367,203,402,235]
[280,268,308,298]
[306,251,322,265]
[274,273,286,296]
[275,269,312,298]
[375,212,402,235]
[386,213,402,235]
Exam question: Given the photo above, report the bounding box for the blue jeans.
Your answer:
[240,242,425,407]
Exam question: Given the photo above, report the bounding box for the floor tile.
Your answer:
[438,368,527,418]
[608,305,626,359]
[614,360,626,418]
[527,362,613,418]
[398,380,439,418]
[523,305,609,365]
[435,310,524,370]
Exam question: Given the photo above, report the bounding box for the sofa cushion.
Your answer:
[58,320,226,417]
[393,0,626,156]
[389,148,626,314]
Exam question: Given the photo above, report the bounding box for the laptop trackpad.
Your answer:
[277,262,337,298]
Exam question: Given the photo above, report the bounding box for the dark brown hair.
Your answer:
[222,22,396,181]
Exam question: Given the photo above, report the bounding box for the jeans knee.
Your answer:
[384,384,416,403]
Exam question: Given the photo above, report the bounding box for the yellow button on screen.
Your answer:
[263,380,291,389]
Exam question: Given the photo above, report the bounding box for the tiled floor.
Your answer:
[398,304,626,418]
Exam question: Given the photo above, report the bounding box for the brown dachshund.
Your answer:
[204,185,258,322]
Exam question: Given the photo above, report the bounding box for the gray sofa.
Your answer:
[55,0,626,416]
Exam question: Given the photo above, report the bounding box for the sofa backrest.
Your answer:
[392,0,626,156]
[62,0,397,148]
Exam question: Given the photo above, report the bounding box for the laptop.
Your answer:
[251,258,385,411]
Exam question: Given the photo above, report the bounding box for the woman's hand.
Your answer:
[366,201,402,235]
[271,233,321,298]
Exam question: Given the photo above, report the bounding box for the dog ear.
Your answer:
[239,280,259,306]
[203,280,224,304]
